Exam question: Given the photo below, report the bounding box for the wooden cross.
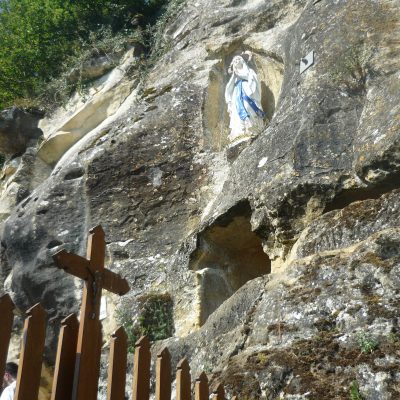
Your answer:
[53,225,129,400]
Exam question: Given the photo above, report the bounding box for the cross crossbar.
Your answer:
[53,250,129,295]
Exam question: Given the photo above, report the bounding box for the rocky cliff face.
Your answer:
[1,0,400,398]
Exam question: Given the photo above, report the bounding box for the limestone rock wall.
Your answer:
[0,0,400,398]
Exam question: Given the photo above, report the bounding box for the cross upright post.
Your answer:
[53,225,130,400]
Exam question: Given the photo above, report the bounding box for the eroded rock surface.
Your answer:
[160,189,400,399]
[0,0,399,398]
[37,47,139,166]
[0,107,44,155]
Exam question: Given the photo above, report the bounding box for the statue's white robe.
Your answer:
[225,63,264,141]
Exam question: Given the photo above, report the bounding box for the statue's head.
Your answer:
[231,56,246,70]
[229,55,251,78]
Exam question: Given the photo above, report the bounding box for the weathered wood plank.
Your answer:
[51,314,79,400]
[14,304,47,400]
[156,347,171,400]
[107,327,127,400]
[0,294,14,382]
[72,304,102,400]
[53,250,90,280]
[195,372,209,400]
[176,358,191,400]
[86,225,105,270]
[102,269,130,295]
[132,336,151,400]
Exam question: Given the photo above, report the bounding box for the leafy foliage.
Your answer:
[137,294,174,341]
[38,27,143,109]
[0,0,170,109]
[117,293,174,353]
[349,381,364,400]
[145,0,185,63]
[0,0,75,107]
[357,331,378,354]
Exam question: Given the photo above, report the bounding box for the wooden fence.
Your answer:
[0,294,238,400]
[0,226,240,400]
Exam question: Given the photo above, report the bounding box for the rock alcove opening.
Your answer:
[189,201,271,325]
[203,49,284,151]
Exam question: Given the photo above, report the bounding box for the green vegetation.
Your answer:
[388,331,400,344]
[143,0,185,69]
[39,27,142,109]
[117,293,174,353]
[256,352,268,364]
[0,0,183,110]
[349,381,364,400]
[357,331,378,354]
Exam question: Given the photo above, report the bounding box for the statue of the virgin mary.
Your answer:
[225,52,265,142]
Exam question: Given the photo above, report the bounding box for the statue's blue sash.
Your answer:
[235,80,266,120]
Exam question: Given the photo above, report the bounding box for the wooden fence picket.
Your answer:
[132,336,151,400]
[0,307,239,400]
[176,358,191,400]
[107,327,128,400]
[0,294,14,381]
[51,314,79,400]
[14,303,47,400]
[211,383,225,400]
[195,372,209,400]
[156,347,171,400]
